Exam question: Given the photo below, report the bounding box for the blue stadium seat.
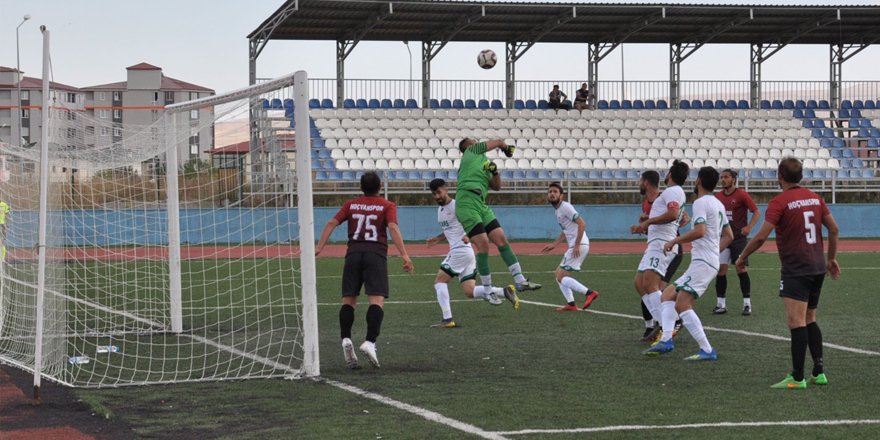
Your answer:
[513,170,527,180]
[793,109,805,119]
[597,100,609,109]
[868,139,880,149]
[691,100,703,109]
[368,99,381,109]
[406,99,418,108]
[464,99,477,109]
[477,99,490,109]
[588,171,602,179]
[811,128,824,138]
[840,158,852,168]
[858,127,871,138]
[356,99,368,108]
[819,138,832,148]
[525,100,537,109]
[871,128,880,137]
[830,149,843,159]
[749,170,764,180]
[842,148,855,158]
[801,119,813,128]
[657,99,669,109]
[865,100,876,109]
[770,100,783,109]
[381,99,393,109]
[760,100,771,109]
[821,128,834,138]
[321,98,334,109]
[849,118,861,128]
[622,100,633,109]
[548,170,564,180]
[854,100,865,109]
[452,99,464,109]
[831,138,845,148]
[725,100,737,109]
[601,170,615,180]
[491,99,503,109]
[841,100,852,109]
[283,99,294,109]
[737,100,750,109]
[644,100,656,109]
[804,109,816,119]
[764,169,778,179]
[783,100,795,109]
[679,100,691,109]
[447,170,458,180]
[818,100,830,109]
[633,100,645,109]
[538,100,550,109]
[393,99,405,109]
[500,170,514,180]
[627,170,641,179]
[428,99,439,108]
[270,98,283,109]
[261,99,270,109]
[609,100,621,109]
[714,99,726,109]
[838,108,851,119]
[440,99,452,109]
[571,170,588,179]
[813,119,826,128]
[526,170,540,180]
[613,170,627,179]
[851,109,862,118]
[795,100,807,109]
[513,100,525,109]
[343,98,356,108]
[806,100,818,109]
[702,100,715,109]
[308,98,321,109]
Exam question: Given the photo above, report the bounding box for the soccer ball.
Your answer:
[477,50,497,69]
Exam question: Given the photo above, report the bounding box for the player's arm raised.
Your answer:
[484,139,516,157]
[735,220,774,272]
[823,210,841,280]
[388,222,414,273]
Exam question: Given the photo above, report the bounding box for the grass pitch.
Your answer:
[76,252,880,439]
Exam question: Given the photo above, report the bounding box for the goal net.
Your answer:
[0,71,319,388]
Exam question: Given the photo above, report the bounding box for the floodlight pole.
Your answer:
[588,42,618,107]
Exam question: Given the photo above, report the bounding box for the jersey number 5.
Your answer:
[803,211,817,245]
[352,214,379,241]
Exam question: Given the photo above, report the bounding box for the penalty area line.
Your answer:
[494,418,880,436]
[519,299,880,357]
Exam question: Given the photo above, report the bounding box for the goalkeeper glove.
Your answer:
[483,161,499,176]
[502,145,516,158]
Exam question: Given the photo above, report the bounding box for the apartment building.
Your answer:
[82,62,215,165]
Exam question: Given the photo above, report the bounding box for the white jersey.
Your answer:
[555,201,589,248]
[647,185,686,243]
[689,194,729,269]
[438,199,470,251]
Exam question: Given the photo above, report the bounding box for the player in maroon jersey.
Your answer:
[736,158,840,389]
[316,172,414,369]
[713,169,761,316]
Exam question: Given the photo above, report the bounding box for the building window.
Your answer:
[86,126,95,136]
[21,90,29,101]
[113,109,122,119]
[190,92,198,100]
[22,127,29,138]
[190,144,199,157]
[165,91,175,102]
[100,127,110,136]
[99,109,109,119]
[67,128,76,138]
[112,127,122,137]
[154,92,159,103]
[67,93,76,103]
[67,111,76,121]
[190,109,199,120]
[113,91,122,101]
[97,92,106,101]
[21,109,30,118]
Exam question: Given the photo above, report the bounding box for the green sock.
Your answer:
[476,252,490,276]
[498,244,519,267]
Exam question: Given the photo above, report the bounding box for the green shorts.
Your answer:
[455,189,497,235]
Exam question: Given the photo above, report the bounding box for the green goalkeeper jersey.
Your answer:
[457,142,492,195]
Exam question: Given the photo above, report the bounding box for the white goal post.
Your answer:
[0,29,319,394]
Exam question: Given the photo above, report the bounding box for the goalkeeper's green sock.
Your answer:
[498,244,526,285]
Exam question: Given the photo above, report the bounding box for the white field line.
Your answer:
[518,299,880,357]
[495,419,880,436]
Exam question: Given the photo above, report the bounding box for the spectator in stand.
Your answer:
[573,83,594,110]
[548,85,570,110]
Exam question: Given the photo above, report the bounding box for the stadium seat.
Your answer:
[795,100,806,109]
[771,100,783,109]
[405,99,418,109]
[464,99,477,109]
[679,100,691,109]
[450,99,463,109]
[657,100,669,109]
[737,100,750,109]
[597,100,609,109]
[622,100,633,109]
[854,100,865,109]
[818,100,830,109]
[724,100,736,109]
[308,98,321,109]
[782,100,794,109]
[475,99,488,109]
[391,99,404,109]
[491,99,503,109]
[379,99,392,109]
[513,100,525,109]
[439,99,451,109]
[714,99,725,109]
[366,99,379,109]
[865,100,876,109]
[841,100,852,109]
[794,109,805,119]
[760,100,771,109]
[355,98,368,108]
[342,98,355,109]
[814,119,826,128]
[610,100,621,109]
[806,100,818,109]
[851,109,863,118]
[525,100,537,109]
[804,109,816,119]
[643,100,656,109]
[538,100,550,109]
[633,100,645,109]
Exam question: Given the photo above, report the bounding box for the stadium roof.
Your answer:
[250,0,880,45]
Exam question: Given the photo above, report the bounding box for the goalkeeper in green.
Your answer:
[456,138,542,308]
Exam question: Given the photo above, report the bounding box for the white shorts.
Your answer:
[637,240,680,276]
[673,260,718,298]
[440,246,477,282]
[560,243,589,272]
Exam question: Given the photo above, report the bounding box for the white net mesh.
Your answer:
[0,74,314,387]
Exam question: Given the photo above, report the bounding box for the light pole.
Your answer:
[16,14,32,143]
[404,41,413,100]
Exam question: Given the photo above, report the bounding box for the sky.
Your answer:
[2,0,879,94]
